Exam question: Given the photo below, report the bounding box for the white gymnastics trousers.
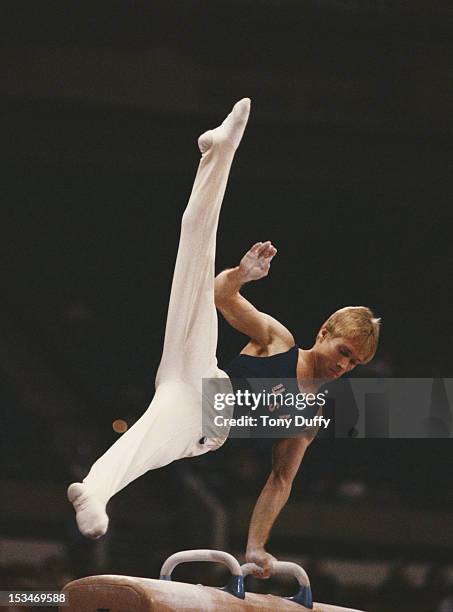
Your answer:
[81,109,247,507]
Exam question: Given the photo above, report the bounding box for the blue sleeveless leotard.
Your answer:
[222,345,319,438]
[224,345,300,383]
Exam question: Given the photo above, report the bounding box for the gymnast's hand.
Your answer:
[238,241,277,283]
[245,548,278,579]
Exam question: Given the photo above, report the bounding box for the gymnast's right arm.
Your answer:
[214,241,294,351]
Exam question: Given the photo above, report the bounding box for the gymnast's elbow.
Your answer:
[214,291,239,314]
[267,468,295,494]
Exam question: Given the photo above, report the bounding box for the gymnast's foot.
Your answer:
[67,482,109,539]
[198,98,251,154]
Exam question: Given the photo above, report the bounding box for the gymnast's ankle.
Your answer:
[198,98,251,154]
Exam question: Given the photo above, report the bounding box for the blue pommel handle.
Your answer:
[221,575,245,599]
[241,560,313,609]
[290,585,313,608]
[159,549,245,600]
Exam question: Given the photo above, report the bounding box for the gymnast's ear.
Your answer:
[317,327,329,342]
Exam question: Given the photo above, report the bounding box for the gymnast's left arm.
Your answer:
[245,436,314,578]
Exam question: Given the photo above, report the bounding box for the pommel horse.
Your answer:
[61,549,365,611]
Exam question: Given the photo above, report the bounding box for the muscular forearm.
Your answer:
[246,473,292,554]
[245,438,309,578]
[214,267,247,304]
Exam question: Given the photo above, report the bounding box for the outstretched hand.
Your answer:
[245,548,278,579]
[238,241,277,283]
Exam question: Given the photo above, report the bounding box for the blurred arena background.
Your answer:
[1,2,453,611]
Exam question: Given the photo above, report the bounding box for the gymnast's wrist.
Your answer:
[236,264,253,285]
[246,542,265,556]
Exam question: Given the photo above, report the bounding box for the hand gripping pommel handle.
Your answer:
[241,560,313,608]
[159,549,245,599]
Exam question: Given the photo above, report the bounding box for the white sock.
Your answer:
[198,97,251,154]
[67,482,109,539]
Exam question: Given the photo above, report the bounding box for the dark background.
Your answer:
[0,2,452,611]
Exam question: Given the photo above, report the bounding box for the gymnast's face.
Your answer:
[315,329,364,380]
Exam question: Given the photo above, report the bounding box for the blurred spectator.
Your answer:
[438,594,453,612]
[419,564,450,611]
[377,562,416,608]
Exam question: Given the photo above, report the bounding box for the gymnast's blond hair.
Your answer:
[321,306,381,364]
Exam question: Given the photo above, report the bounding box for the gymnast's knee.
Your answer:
[181,208,201,233]
[154,378,199,403]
